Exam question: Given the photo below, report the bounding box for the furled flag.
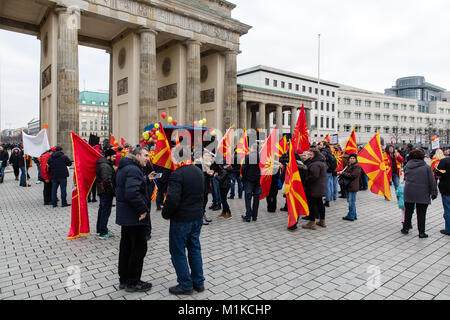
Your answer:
[151,184,158,202]
[111,134,120,151]
[285,140,309,228]
[22,129,51,158]
[259,127,278,200]
[323,134,330,143]
[153,123,175,171]
[291,104,310,154]
[344,127,358,155]
[67,132,103,240]
[333,149,344,172]
[357,131,392,201]
[217,125,235,165]
[275,136,289,159]
[236,129,249,165]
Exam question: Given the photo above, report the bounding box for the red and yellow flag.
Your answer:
[324,134,330,143]
[217,125,235,165]
[151,185,158,202]
[153,123,175,171]
[275,136,289,159]
[259,127,278,200]
[291,105,310,154]
[431,155,444,172]
[68,132,103,240]
[236,129,249,164]
[110,134,120,151]
[344,127,358,155]
[358,132,392,201]
[121,137,126,146]
[333,149,344,172]
[285,141,309,228]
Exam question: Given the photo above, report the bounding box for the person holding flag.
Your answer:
[241,143,262,223]
[436,150,450,236]
[338,153,362,221]
[384,144,404,193]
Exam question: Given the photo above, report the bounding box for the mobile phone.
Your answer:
[154,173,163,179]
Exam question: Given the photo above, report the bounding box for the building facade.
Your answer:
[79,91,110,143]
[27,118,40,136]
[237,66,338,139]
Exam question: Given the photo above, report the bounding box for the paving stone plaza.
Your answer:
[0,166,449,301]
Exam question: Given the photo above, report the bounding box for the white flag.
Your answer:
[22,129,51,158]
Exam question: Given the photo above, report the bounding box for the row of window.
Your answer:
[340,125,446,135]
[339,112,448,125]
[80,106,109,113]
[81,100,109,106]
[264,78,336,97]
[340,98,417,111]
[80,131,109,137]
[314,101,335,112]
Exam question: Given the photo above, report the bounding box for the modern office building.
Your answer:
[79,91,110,144]
[385,76,447,113]
[27,118,40,136]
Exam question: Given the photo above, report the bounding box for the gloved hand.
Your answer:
[431,195,438,201]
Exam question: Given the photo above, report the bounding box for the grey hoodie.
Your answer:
[404,159,438,205]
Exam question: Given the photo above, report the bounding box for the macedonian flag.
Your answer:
[358,132,392,201]
[291,104,310,154]
[153,123,175,171]
[344,127,358,155]
[324,134,330,143]
[218,125,235,165]
[275,136,289,159]
[259,127,278,200]
[285,141,309,228]
[333,149,344,172]
[110,134,120,151]
[236,129,249,165]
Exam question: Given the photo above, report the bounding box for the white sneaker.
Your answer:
[36,181,41,184]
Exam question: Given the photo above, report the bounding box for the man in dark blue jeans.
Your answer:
[48,146,72,207]
[162,150,205,295]
[241,144,262,222]
[96,149,117,239]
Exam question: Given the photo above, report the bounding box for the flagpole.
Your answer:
[317,33,321,139]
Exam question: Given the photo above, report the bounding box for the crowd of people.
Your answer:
[0,138,449,296]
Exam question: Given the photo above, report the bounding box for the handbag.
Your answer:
[338,176,352,189]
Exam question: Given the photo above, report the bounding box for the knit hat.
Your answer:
[349,153,358,159]
[104,149,116,157]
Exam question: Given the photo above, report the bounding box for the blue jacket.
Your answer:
[396,184,405,210]
[115,154,150,227]
[47,152,72,180]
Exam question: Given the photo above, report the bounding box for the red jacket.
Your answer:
[40,152,51,181]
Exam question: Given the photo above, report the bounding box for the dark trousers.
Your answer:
[156,181,168,207]
[43,181,52,204]
[118,226,148,286]
[52,178,67,206]
[13,165,19,178]
[96,194,113,235]
[220,188,231,213]
[306,196,326,221]
[404,202,428,234]
[266,188,278,212]
[169,219,204,291]
[88,181,97,201]
[244,181,262,220]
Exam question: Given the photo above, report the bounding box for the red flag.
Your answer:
[333,149,344,172]
[236,129,249,164]
[324,134,330,143]
[153,123,175,171]
[344,127,358,155]
[121,137,126,146]
[111,134,120,151]
[217,125,235,165]
[151,185,158,202]
[285,141,309,228]
[291,104,310,154]
[275,136,289,159]
[259,127,278,200]
[67,132,103,239]
[358,132,392,200]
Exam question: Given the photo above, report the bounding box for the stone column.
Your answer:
[258,103,266,131]
[265,109,270,133]
[290,106,297,136]
[108,49,113,140]
[224,50,238,130]
[276,104,283,134]
[56,6,79,159]
[186,40,201,125]
[240,100,247,129]
[138,28,158,135]
[305,106,311,131]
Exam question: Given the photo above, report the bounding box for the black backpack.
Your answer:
[325,151,337,172]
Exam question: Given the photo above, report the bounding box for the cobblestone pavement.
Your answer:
[0,166,449,300]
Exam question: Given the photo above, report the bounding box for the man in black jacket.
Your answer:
[437,151,450,236]
[96,149,117,239]
[47,146,72,207]
[318,141,337,207]
[0,145,8,183]
[162,149,205,295]
[116,147,155,293]
[241,144,262,222]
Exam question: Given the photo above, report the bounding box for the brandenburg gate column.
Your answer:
[259,102,266,131]
[305,106,312,132]
[55,6,79,158]
[138,28,158,135]
[240,101,247,129]
[224,50,238,131]
[186,40,201,125]
[290,106,297,136]
[276,104,283,134]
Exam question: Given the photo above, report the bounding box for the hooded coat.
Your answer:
[47,151,72,180]
[404,159,438,205]
[304,153,327,198]
[115,154,150,227]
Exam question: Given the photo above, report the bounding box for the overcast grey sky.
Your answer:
[1,0,449,129]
